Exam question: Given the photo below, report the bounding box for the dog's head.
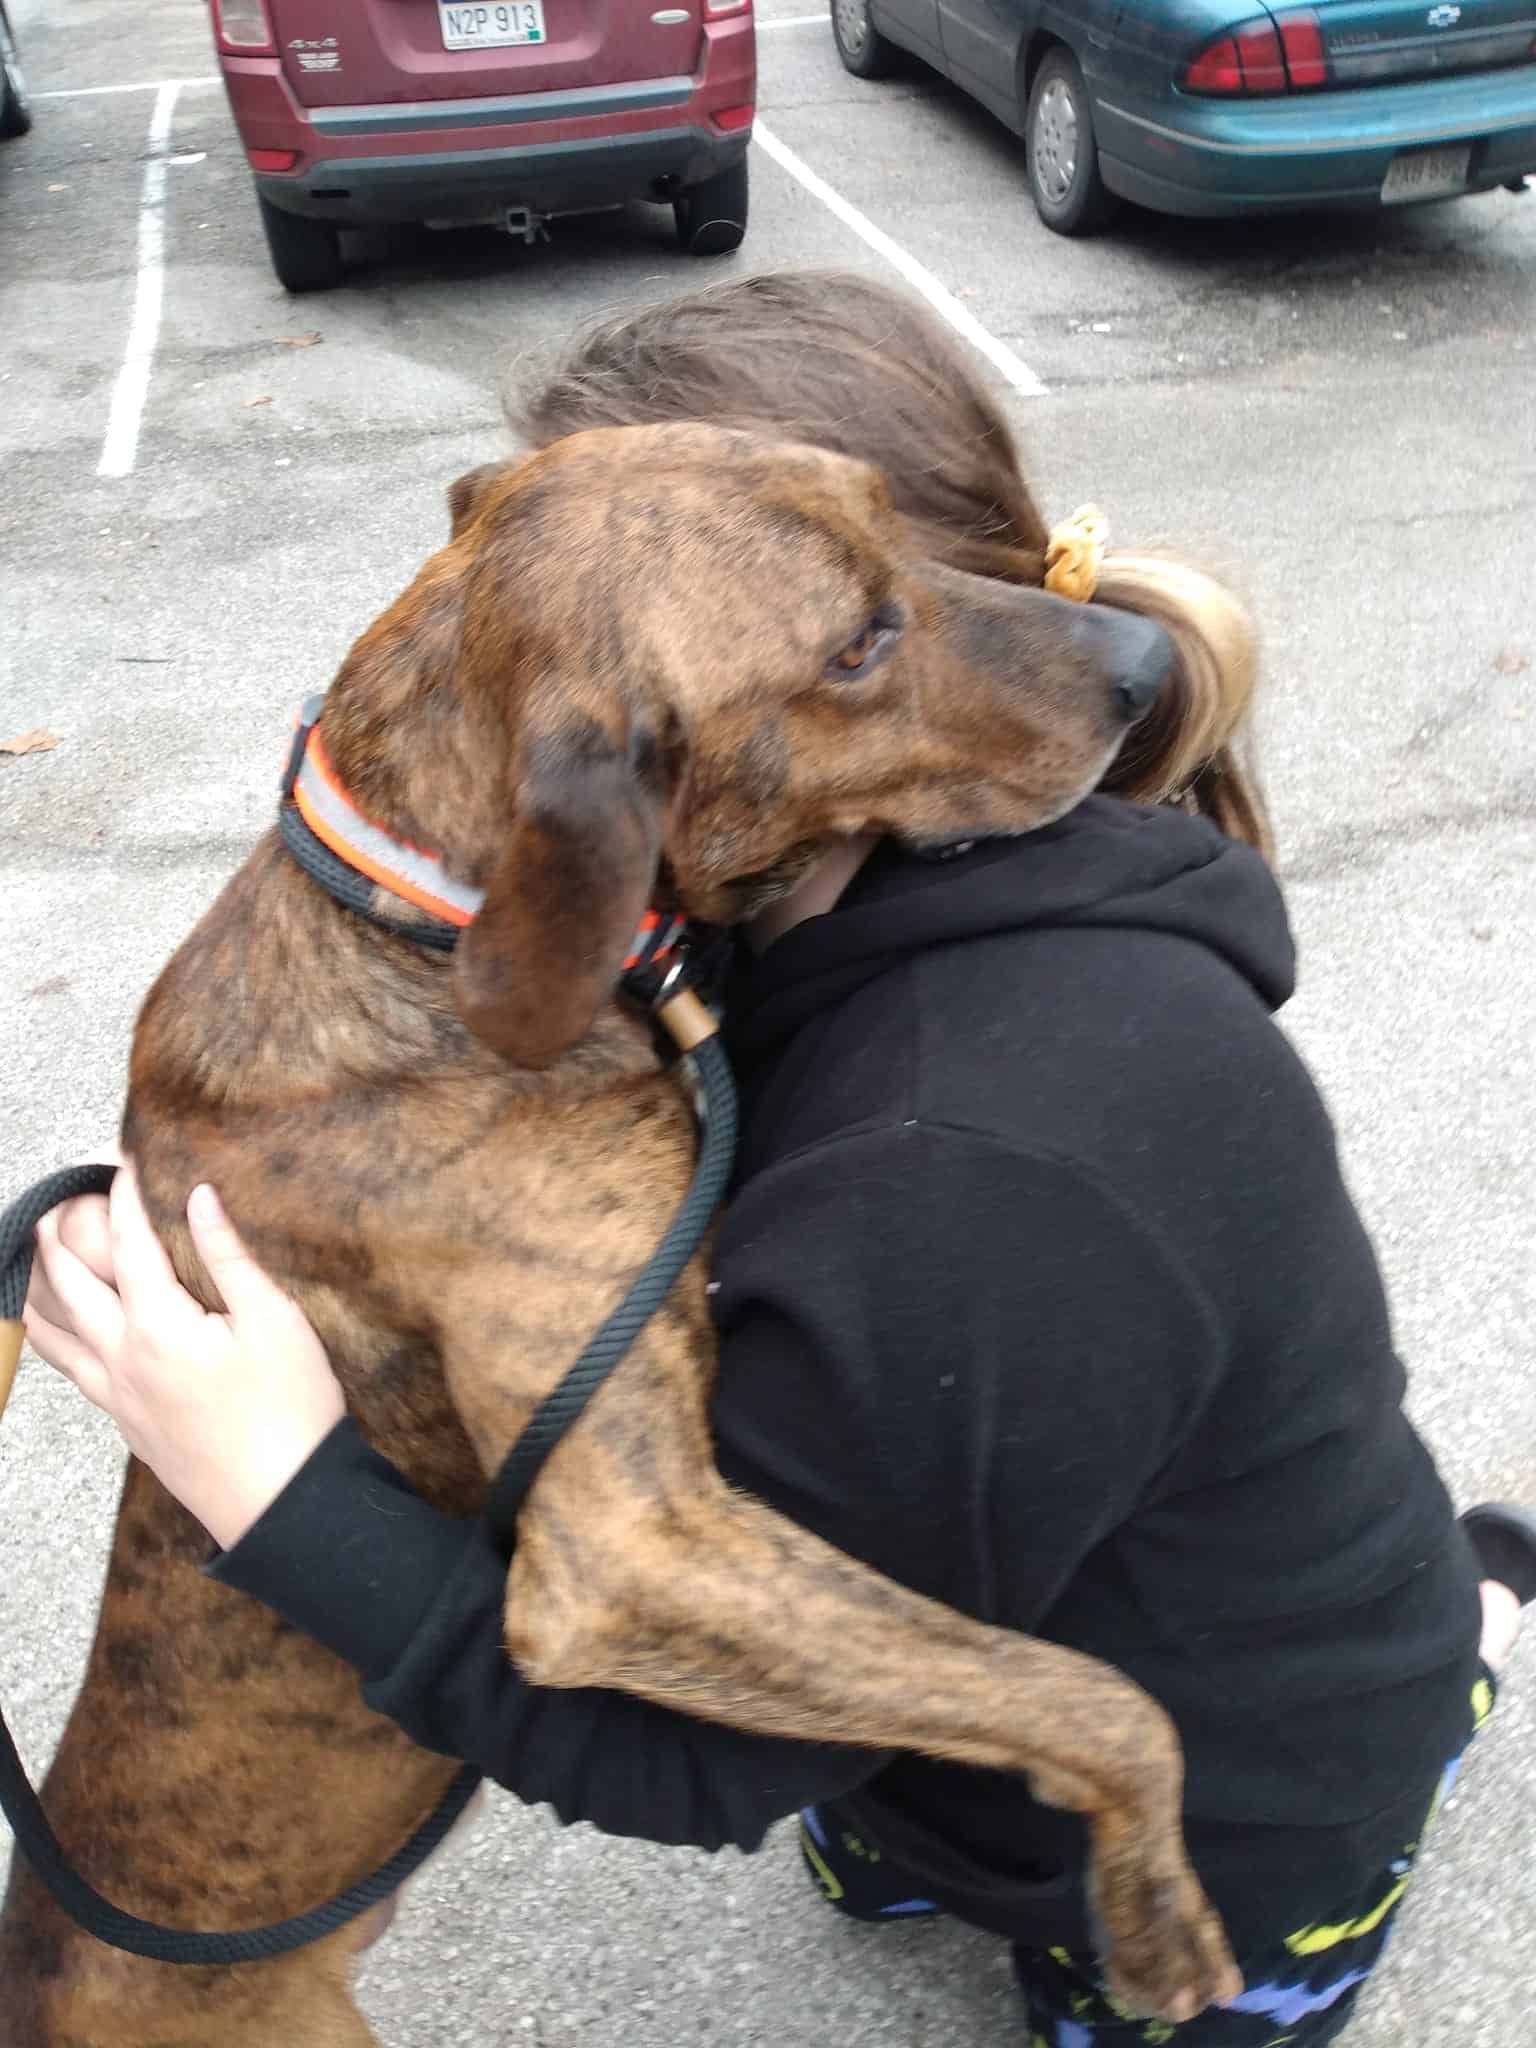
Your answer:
[328,424,1170,1064]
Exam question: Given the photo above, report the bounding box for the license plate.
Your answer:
[1381,144,1470,205]
[438,2,546,51]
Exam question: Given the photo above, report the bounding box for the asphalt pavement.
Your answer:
[1,1,1532,2043]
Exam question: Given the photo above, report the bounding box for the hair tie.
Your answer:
[1044,505,1109,603]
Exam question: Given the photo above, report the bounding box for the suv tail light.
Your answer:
[1183,10,1330,94]
[212,0,276,52]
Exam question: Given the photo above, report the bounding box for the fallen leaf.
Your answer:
[276,331,322,349]
[1492,648,1529,675]
[244,394,272,407]
[47,182,69,193]
[1,729,60,756]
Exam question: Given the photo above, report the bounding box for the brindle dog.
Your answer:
[0,425,1239,2044]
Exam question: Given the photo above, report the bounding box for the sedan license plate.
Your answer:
[1381,144,1470,205]
[438,2,546,51]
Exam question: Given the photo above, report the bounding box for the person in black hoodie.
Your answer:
[26,275,1534,2045]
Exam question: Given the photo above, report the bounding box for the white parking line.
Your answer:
[97,83,181,481]
[756,12,826,25]
[36,76,219,99]
[751,121,1048,399]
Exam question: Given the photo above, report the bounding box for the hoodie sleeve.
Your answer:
[211,1120,1217,1848]
[209,1418,878,1852]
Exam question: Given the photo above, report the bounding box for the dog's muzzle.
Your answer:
[1069,604,1175,725]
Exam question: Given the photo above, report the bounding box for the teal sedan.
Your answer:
[831,0,1536,232]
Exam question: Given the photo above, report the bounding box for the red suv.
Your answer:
[207,1,755,291]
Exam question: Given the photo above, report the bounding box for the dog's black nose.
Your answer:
[1114,641,1168,721]
[1069,603,1173,725]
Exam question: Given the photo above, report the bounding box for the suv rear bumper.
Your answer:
[256,124,747,224]
[223,15,753,226]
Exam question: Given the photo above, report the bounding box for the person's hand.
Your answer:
[23,1167,346,1550]
[21,1147,119,1336]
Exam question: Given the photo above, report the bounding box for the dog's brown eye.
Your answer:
[826,601,904,683]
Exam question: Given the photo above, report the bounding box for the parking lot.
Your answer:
[1,0,1533,2042]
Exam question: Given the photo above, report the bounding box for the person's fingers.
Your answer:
[32,1228,129,1366]
[185,1185,289,1325]
[19,1301,116,1411]
[108,1168,204,1341]
[23,1259,70,1332]
[50,1192,115,1287]
[27,1208,73,1331]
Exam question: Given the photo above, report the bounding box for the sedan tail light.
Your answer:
[1183,10,1330,94]
[212,0,276,53]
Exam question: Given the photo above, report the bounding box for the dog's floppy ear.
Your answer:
[453,721,664,1067]
[447,462,511,540]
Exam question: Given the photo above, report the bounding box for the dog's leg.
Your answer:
[0,1458,461,2048]
[431,1197,1237,2024]
[506,1463,1240,2025]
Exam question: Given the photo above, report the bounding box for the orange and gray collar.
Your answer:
[282,694,486,930]
[277,694,688,984]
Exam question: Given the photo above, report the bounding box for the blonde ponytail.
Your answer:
[1092,554,1272,857]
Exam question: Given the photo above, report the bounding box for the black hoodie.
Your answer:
[213,798,1483,1958]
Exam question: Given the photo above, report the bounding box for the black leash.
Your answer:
[483,1027,735,1546]
[0,918,736,1963]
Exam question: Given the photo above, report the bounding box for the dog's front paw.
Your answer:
[1091,1856,1243,2024]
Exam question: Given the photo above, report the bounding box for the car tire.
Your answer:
[674,156,748,256]
[830,0,897,80]
[257,192,345,293]
[0,4,33,141]
[1025,48,1116,237]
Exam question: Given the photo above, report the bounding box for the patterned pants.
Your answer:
[799,1674,1495,2045]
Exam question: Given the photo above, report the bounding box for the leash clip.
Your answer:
[623,949,690,1014]
[618,911,691,1010]
[619,917,718,1055]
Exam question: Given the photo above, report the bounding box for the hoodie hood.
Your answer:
[725,797,1296,1069]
